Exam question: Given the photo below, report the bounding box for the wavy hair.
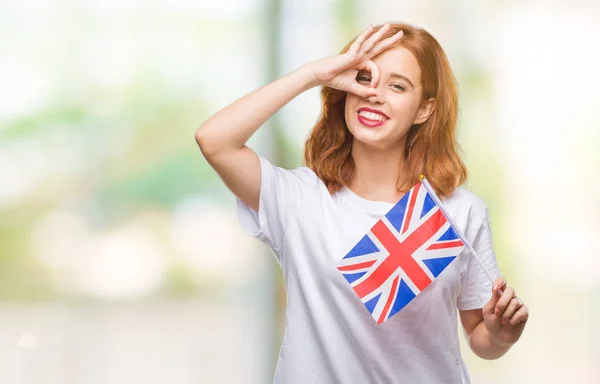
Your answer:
[303,22,467,198]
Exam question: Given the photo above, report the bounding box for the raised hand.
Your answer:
[307,23,404,98]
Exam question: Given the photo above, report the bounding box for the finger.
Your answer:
[501,297,522,324]
[492,277,506,296]
[495,286,515,316]
[350,25,375,52]
[492,277,506,291]
[509,305,529,326]
[482,296,497,317]
[360,23,391,55]
[488,277,506,304]
[364,60,380,88]
[483,279,504,316]
[369,30,404,58]
[347,82,378,99]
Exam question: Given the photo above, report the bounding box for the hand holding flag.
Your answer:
[481,277,529,345]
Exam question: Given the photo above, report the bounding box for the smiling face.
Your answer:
[344,45,434,150]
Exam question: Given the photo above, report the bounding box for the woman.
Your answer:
[196,22,529,384]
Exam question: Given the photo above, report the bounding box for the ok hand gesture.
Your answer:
[307,23,404,98]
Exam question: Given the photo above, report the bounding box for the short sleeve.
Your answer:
[236,155,310,264]
[457,207,501,310]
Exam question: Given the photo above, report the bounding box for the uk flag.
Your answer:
[337,181,465,324]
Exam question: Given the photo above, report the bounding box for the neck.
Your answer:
[348,139,408,203]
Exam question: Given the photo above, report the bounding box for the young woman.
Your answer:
[196,22,529,384]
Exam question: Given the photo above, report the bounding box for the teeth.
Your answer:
[358,111,386,122]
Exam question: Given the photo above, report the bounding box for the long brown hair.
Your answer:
[303,22,467,198]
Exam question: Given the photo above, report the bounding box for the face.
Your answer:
[344,45,434,150]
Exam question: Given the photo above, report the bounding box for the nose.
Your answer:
[365,80,385,104]
[366,92,385,104]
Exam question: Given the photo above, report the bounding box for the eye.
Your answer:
[356,74,371,83]
[392,84,406,91]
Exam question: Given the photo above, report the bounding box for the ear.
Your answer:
[413,98,435,125]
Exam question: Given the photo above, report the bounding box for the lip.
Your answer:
[357,107,390,119]
[356,107,389,128]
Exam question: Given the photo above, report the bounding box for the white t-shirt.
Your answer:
[236,155,500,384]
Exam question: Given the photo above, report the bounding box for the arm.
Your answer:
[195,66,318,212]
[194,24,403,212]
[459,277,529,360]
[195,66,318,159]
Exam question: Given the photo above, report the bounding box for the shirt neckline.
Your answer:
[336,186,396,215]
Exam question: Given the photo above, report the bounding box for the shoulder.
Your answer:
[289,165,320,185]
[440,186,489,230]
[258,155,321,190]
[443,186,488,212]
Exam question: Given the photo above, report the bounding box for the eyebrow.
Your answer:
[389,72,414,87]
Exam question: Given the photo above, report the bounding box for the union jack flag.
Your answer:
[337,181,465,324]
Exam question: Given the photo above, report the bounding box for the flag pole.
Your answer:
[419,175,498,286]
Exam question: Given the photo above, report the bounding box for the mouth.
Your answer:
[356,107,389,128]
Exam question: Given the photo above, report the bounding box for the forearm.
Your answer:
[195,64,319,157]
[468,320,513,360]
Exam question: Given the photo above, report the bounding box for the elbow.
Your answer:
[194,125,214,157]
[194,125,207,148]
[195,126,229,160]
[195,123,240,159]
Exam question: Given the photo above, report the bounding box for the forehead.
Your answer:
[371,45,421,84]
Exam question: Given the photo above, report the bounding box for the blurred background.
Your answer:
[1,0,599,383]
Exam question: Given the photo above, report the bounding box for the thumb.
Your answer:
[483,277,505,316]
[363,60,380,88]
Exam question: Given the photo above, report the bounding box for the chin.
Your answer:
[350,129,390,149]
[349,125,405,150]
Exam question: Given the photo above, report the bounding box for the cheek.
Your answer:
[344,94,360,119]
[389,95,422,119]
